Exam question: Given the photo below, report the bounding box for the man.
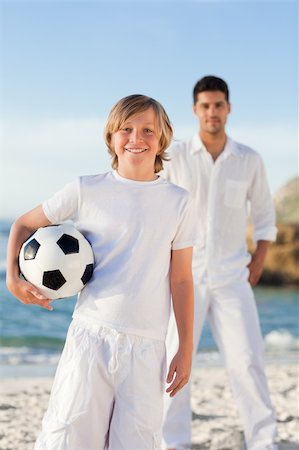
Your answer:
[162,76,278,450]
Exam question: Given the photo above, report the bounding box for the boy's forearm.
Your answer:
[171,279,194,350]
[6,220,32,284]
[6,206,51,287]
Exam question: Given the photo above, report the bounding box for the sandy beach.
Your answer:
[0,364,298,450]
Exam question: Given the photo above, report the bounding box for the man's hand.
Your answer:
[247,240,270,287]
[247,255,264,286]
[166,347,192,397]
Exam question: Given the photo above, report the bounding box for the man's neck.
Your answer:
[200,131,227,161]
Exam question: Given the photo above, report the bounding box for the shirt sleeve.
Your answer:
[172,195,198,250]
[42,178,80,224]
[248,155,277,243]
[161,143,183,186]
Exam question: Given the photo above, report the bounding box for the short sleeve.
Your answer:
[42,178,80,224]
[172,196,197,250]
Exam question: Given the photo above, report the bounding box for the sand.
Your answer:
[0,364,298,450]
[191,365,298,450]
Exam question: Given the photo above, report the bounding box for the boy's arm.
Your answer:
[6,205,53,310]
[166,247,194,397]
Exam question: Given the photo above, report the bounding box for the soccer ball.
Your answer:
[19,223,94,299]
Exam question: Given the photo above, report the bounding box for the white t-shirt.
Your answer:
[43,170,196,341]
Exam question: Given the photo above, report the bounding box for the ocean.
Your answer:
[1,220,298,377]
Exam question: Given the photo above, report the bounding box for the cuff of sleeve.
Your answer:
[253,226,277,244]
[42,201,55,224]
[172,239,199,250]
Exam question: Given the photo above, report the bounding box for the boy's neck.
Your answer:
[116,166,158,182]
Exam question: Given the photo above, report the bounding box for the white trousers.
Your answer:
[162,280,278,450]
[35,318,166,450]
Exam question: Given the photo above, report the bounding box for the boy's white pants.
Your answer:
[162,280,278,450]
[35,317,166,450]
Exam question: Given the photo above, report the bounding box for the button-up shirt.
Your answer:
[162,134,277,287]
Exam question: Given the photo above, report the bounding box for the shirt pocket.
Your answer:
[224,179,248,208]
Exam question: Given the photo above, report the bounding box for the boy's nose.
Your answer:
[129,130,144,143]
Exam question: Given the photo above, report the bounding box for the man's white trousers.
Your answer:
[162,280,278,450]
[35,318,166,450]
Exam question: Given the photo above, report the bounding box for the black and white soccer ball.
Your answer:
[19,223,94,299]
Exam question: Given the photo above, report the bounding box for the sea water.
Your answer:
[1,221,298,377]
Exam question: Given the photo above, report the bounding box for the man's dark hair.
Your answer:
[193,75,230,104]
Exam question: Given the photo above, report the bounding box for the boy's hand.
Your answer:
[7,277,53,310]
[166,347,192,397]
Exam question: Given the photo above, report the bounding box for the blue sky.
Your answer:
[1,0,297,219]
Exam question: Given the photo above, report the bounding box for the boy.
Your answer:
[6,94,196,450]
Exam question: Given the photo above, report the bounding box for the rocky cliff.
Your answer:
[274,176,299,224]
[248,176,299,286]
[258,224,299,285]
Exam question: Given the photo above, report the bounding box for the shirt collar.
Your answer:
[190,133,204,155]
[190,134,242,158]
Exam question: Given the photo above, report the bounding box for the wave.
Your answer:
[264,329,299,351]
[0,335,64,349]
[0,336,64,366]
[1,331,298,368]
[0,346,61,366]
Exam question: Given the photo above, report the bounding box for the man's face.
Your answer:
[193,90,231,135]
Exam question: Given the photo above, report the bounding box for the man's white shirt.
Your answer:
[162,134,277,287]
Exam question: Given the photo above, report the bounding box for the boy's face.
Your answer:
[111,107,161,178]
[193,90,230,136]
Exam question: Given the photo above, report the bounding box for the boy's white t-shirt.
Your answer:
[43,170,196,341]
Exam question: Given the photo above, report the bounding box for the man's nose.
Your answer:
[208,105,217,115]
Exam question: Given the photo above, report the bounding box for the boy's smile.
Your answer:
[124,147,148,154]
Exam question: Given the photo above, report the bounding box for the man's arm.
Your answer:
[248,154,277,285]
[248,240,270,286]
[166,247,194,397]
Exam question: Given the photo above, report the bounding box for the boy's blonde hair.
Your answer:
[104,94,173,173]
